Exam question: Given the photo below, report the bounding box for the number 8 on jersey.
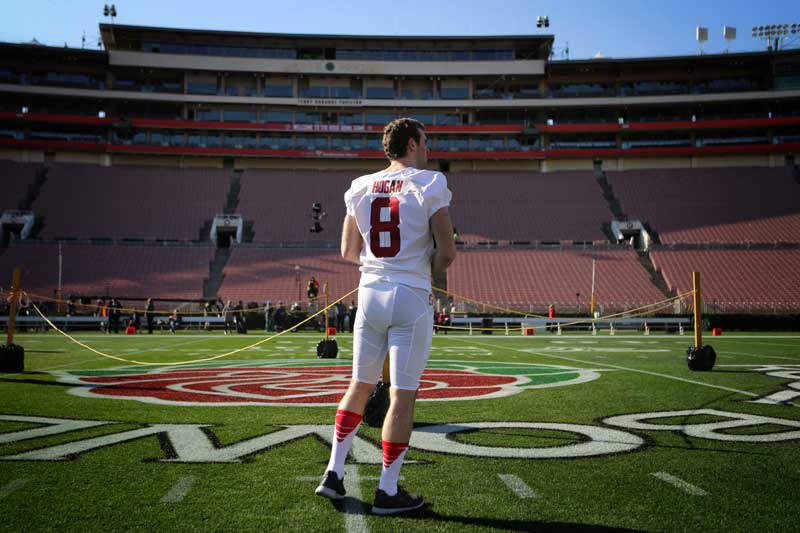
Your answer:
[369,196,401,258]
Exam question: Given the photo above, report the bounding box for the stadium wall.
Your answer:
[0,150,795,172]
[691,155,772,168]
[457,160,542,172]
[0,149,45,163]
[541,159,595,172]
[234,157,379,171]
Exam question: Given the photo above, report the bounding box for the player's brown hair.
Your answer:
[382,118,425,160]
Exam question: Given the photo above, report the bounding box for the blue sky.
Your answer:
[1,0,797,59]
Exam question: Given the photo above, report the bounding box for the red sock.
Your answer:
[382,441,409,468]
[379,441,409,495]
[334,410,363,442]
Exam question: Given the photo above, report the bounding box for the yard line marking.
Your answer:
[652,472,709,496]
[126,337,221,358]
[751,341,800,350]
[343,465,369,533]
[160,476,195,503]
[498,474,538,499]
[40,359,106,371]
[0,479,28,499]
[720,350,800,362]
[457,338,762,399]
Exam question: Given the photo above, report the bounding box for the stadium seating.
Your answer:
[0,160,39,211]
[650,248,800,313]
[607,167,800,244]
[32,163,230,240]
[237,169,356,243]
[3,159,799,315]
[448,248,665,314]
[448,172,611,243]
[218,247,360,305]
[237,170,612,244]
[0,243,214,299]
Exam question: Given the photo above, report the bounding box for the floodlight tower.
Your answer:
[723,26,736,53]
[103,4,117,23]
[696,26,708,54]
[752,23,799,51]
[102,4,118,49]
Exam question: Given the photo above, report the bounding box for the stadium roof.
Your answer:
[99,23,555,43]
[99,23,554,59]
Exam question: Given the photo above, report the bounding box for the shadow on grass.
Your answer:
[329,499,644,531]
[0,377,75,387]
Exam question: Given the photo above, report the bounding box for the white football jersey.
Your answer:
[344,167,451,290]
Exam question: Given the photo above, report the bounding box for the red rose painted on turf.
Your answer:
[54,361,601,406]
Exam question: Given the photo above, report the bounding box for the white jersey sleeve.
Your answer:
[344,167,451,291]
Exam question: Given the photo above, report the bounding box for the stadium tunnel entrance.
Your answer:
[211,215,243,247]
[0,210,35,245]
[611,219,651,250]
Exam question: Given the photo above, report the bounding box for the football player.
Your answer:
[316,118,456,515]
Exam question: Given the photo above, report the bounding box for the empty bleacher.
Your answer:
[0,242,214,299]
[236,169,613,245]
[448,248,665,314]
[32,163,230,240]
[2,158,798,315]
[448,171,611,243]
[650,248,800,313]
[607,167,800,244]
[218,247,360,304]
[237,169,357,243]
[0,160,39,210]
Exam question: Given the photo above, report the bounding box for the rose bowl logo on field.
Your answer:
[51,360,605,407]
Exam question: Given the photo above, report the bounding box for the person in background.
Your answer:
[348,300,358,333]
[307,276,319,301]
[169,309,180,334]
[223,300,234,336]
[265,301,275,332]
[145,298,155,334]
[335,300,347,333]
[109,298,121,334]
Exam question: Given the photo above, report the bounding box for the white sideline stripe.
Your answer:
[498,474,538,499]
[0,479,28,499]
[652,472,709,496]
[160,476,195,503]
[343,465,369,533]
[457,338,762,399]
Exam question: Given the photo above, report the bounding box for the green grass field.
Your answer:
[1,329,799,532]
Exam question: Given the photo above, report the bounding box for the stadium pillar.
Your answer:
[1,268,24,372]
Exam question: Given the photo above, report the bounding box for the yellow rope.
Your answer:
[20,282,695,354]
[432,290,693,332]
[21,290,272,316]
[432,287,548,318]
[27,287,358,366]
